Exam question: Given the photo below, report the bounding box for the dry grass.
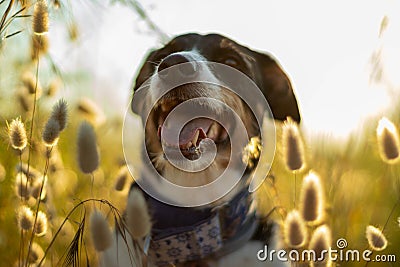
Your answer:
[258,117,400,266]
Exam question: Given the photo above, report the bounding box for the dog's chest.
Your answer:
[143,186,256,266]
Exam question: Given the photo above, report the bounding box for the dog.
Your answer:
[101,33,300,267]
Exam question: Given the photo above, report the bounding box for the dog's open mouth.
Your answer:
[154,99,229,160]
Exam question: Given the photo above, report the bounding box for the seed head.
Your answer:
[282,117,305,172]
[68,22,79,41]
[42,117,60,147]
[242,136,262,168]
[126,188,152,239]
[34,211,48,237]
[8,118,28,151]
[114,166,129,191]
[77,98,106,126]
[377,117,400,164]
[16,89,33,112]
[22,71,42,96]
[17,205,34,231]
[309,225,332,267]
[46,78,61,97]
[50,99,68,131]
[366,225,387,251]
[77,121,99,173]
[30,178,47,200]
[15,172,30,199]
[31,34,49,58]
[53,0,61,9]
[16,163,41,181]
[379,16,389,38]
[283,210,307,248]
[48,149,64,173]
[89,209,113,251]
[29,242,45,264]
[33,0,49,35]
[300,171,324,224]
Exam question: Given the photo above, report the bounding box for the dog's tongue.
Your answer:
[159,118,213,147]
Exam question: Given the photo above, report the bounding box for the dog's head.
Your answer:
[131,33,300,188]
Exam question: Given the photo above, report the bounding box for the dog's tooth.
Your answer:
[186,141,193,149]
[207,123,219,139]
[192,130,199,146]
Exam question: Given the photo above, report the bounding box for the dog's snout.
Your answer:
[158,54,197,79]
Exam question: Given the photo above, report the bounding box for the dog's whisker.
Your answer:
[146,60,161,67]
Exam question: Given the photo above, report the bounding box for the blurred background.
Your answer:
[48,0,400,137]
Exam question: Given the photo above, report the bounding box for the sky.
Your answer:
[51,0,400,138]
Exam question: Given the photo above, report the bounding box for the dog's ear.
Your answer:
[133,49,158,91]
[131,50,159,116]
[251,51,301,123]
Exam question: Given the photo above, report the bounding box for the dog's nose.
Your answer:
[158,54,197,78]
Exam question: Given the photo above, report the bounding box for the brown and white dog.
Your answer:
[102,33,300,267]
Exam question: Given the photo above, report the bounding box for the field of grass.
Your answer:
[0,1,399,267]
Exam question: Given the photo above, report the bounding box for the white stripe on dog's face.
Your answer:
[149,50,222,107]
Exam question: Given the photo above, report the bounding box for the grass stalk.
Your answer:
[25,146,52,267]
